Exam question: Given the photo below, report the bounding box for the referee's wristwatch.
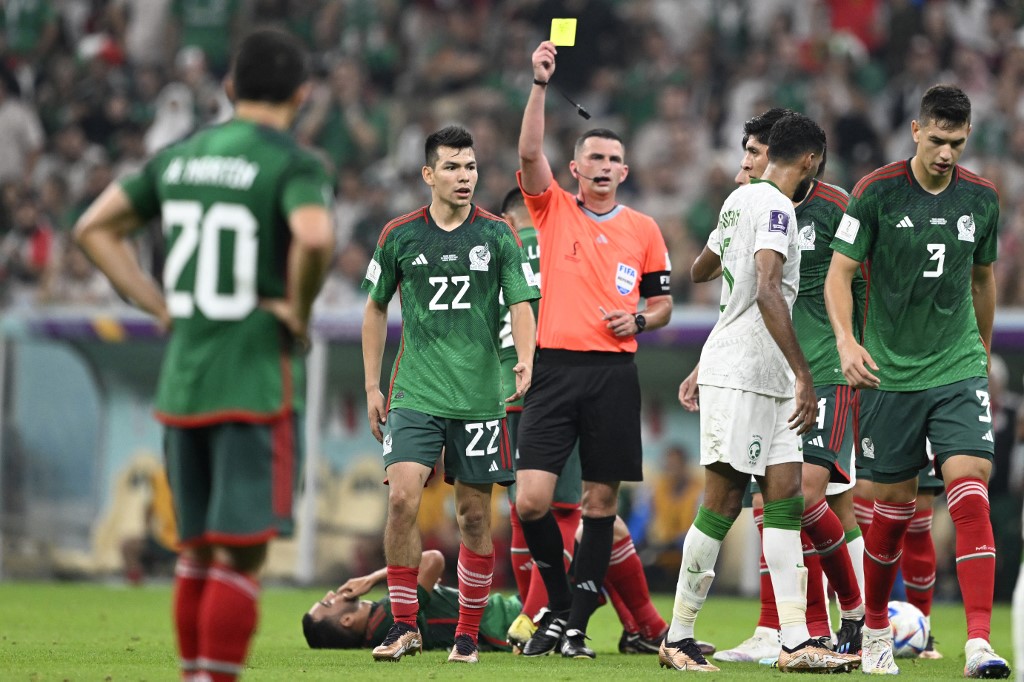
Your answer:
[633,313,647,334]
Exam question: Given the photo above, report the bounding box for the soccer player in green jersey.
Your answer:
[74,29,335,682]
[825,84,1009,678]
[361,125,540,664]
[303,550,521,652]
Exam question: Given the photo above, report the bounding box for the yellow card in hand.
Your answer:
[550,18,577,47]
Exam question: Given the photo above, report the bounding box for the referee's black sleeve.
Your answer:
[639,270,671,297]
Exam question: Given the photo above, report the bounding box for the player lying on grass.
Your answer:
[303,550,520,652]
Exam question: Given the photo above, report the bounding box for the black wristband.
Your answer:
[533,78,548,87]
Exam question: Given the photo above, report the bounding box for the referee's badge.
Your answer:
[615,262,637,294]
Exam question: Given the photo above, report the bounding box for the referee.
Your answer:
[514,40,673,660]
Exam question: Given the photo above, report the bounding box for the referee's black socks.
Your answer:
[567,514,616,633]
[520,510,573,615]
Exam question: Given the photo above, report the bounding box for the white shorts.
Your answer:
[699,385,803,476]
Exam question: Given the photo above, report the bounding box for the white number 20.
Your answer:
[162,200,259,320]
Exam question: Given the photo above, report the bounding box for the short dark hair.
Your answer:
[766,113,826,164]
[741,108,793,150]
[919,84,971,129]
[301,613,363,649]
[500,188,525,215]
[232,28,308,103]
[573,128,624,158]
[424,125,474,168]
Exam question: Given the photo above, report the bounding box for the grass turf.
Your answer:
[0,581,1013,680]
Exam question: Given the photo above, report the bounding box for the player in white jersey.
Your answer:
[659,113,860,674]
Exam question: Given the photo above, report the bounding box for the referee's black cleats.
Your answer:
[561,629,596,659]
[522,609,567,657]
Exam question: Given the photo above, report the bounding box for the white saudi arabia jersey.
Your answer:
[698,179,801,398]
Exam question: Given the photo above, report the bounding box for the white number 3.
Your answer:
[923,243,945,278]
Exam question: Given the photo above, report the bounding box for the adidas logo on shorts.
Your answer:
[488,461,499,472]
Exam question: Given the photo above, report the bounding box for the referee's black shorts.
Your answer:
[517,349,643,482]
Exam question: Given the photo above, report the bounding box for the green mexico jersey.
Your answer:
[830,160,998,391]
[367,585,519,651]
[793,180,866,386]
[363,205,540,420]
[120,118,332,423]
[499,225,540,408]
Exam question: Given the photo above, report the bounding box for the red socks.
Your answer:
[387,565,420,627]
[456,544,494,643]
[605,535,667,639]
[947,478,995,640]
[853,496,873,537]
[901,508,936,616]
[754,510,780,629]
[863,500,915,629]
[173,557,208,680]
[804,537,830,639]
[508,504,533,606]
[802,498,862,611]
[197,563,260,682]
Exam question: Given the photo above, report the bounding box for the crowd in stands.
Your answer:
[5,0,1024,311]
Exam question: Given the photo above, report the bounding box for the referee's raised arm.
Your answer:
[518,41,556,196]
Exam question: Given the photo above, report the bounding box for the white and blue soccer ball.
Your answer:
[887,600,930,658]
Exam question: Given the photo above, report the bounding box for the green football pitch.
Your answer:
[0,582,1014,680]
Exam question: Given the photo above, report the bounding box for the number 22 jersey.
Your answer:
[363,205,540,420]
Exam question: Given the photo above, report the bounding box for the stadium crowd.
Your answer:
[5,0,1024,311]
[3,0,1024,600]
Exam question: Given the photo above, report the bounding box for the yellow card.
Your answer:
[550,18,577,46]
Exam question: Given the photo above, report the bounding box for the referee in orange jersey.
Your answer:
[514,40,673,660]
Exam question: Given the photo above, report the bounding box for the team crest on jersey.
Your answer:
[470,244,491,271]
[799,223,816,251]
[382,433,392,456]
[769,210,790,235]
[747,436,763,466]
[615,263,638,295]
[958,214,975,242]
[861,437,875,459]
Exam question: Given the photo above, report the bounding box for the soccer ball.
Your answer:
[887,600,929,658]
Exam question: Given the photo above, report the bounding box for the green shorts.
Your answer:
[804,384,856,483]
[505,409,582,507]
[164,413,303,548]
[383,408,514,486]
[855,462,944,492]
[857,377,994,484]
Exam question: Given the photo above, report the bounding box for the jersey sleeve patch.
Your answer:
[835,214,860,244]
[365,258,382,286]
[521,262,539,287]
[769,210,790,235]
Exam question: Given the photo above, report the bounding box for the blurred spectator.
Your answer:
[0,190,55,307]
[297,56,389,172]
[0,75,44,185]
[108,0,173,69]
[173,45,230,124]
[38,234,121,307]
[314,242,371,315]
[33,123,107,204]
[629,444,703,589]
[166,0,247,78]
[144,82,194,154]
[0,0,60,90]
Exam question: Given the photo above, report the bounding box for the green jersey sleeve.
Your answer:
[280,152,333,215]
[830,191,875,263]
[363,230,399,304]
[119,157,162,223]
[498,225,540,307]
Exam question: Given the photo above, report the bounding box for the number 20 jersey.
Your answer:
[830,160,998,391]
[363,205,540,420]
[119,119,333,423]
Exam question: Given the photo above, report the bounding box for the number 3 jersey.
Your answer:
[830,160,998,391]
[363,205,540,420]
[119,119,333,423]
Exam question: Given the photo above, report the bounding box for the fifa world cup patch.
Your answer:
[365,259,382,285]
[768,210,789,235]
[835,214,860,243]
